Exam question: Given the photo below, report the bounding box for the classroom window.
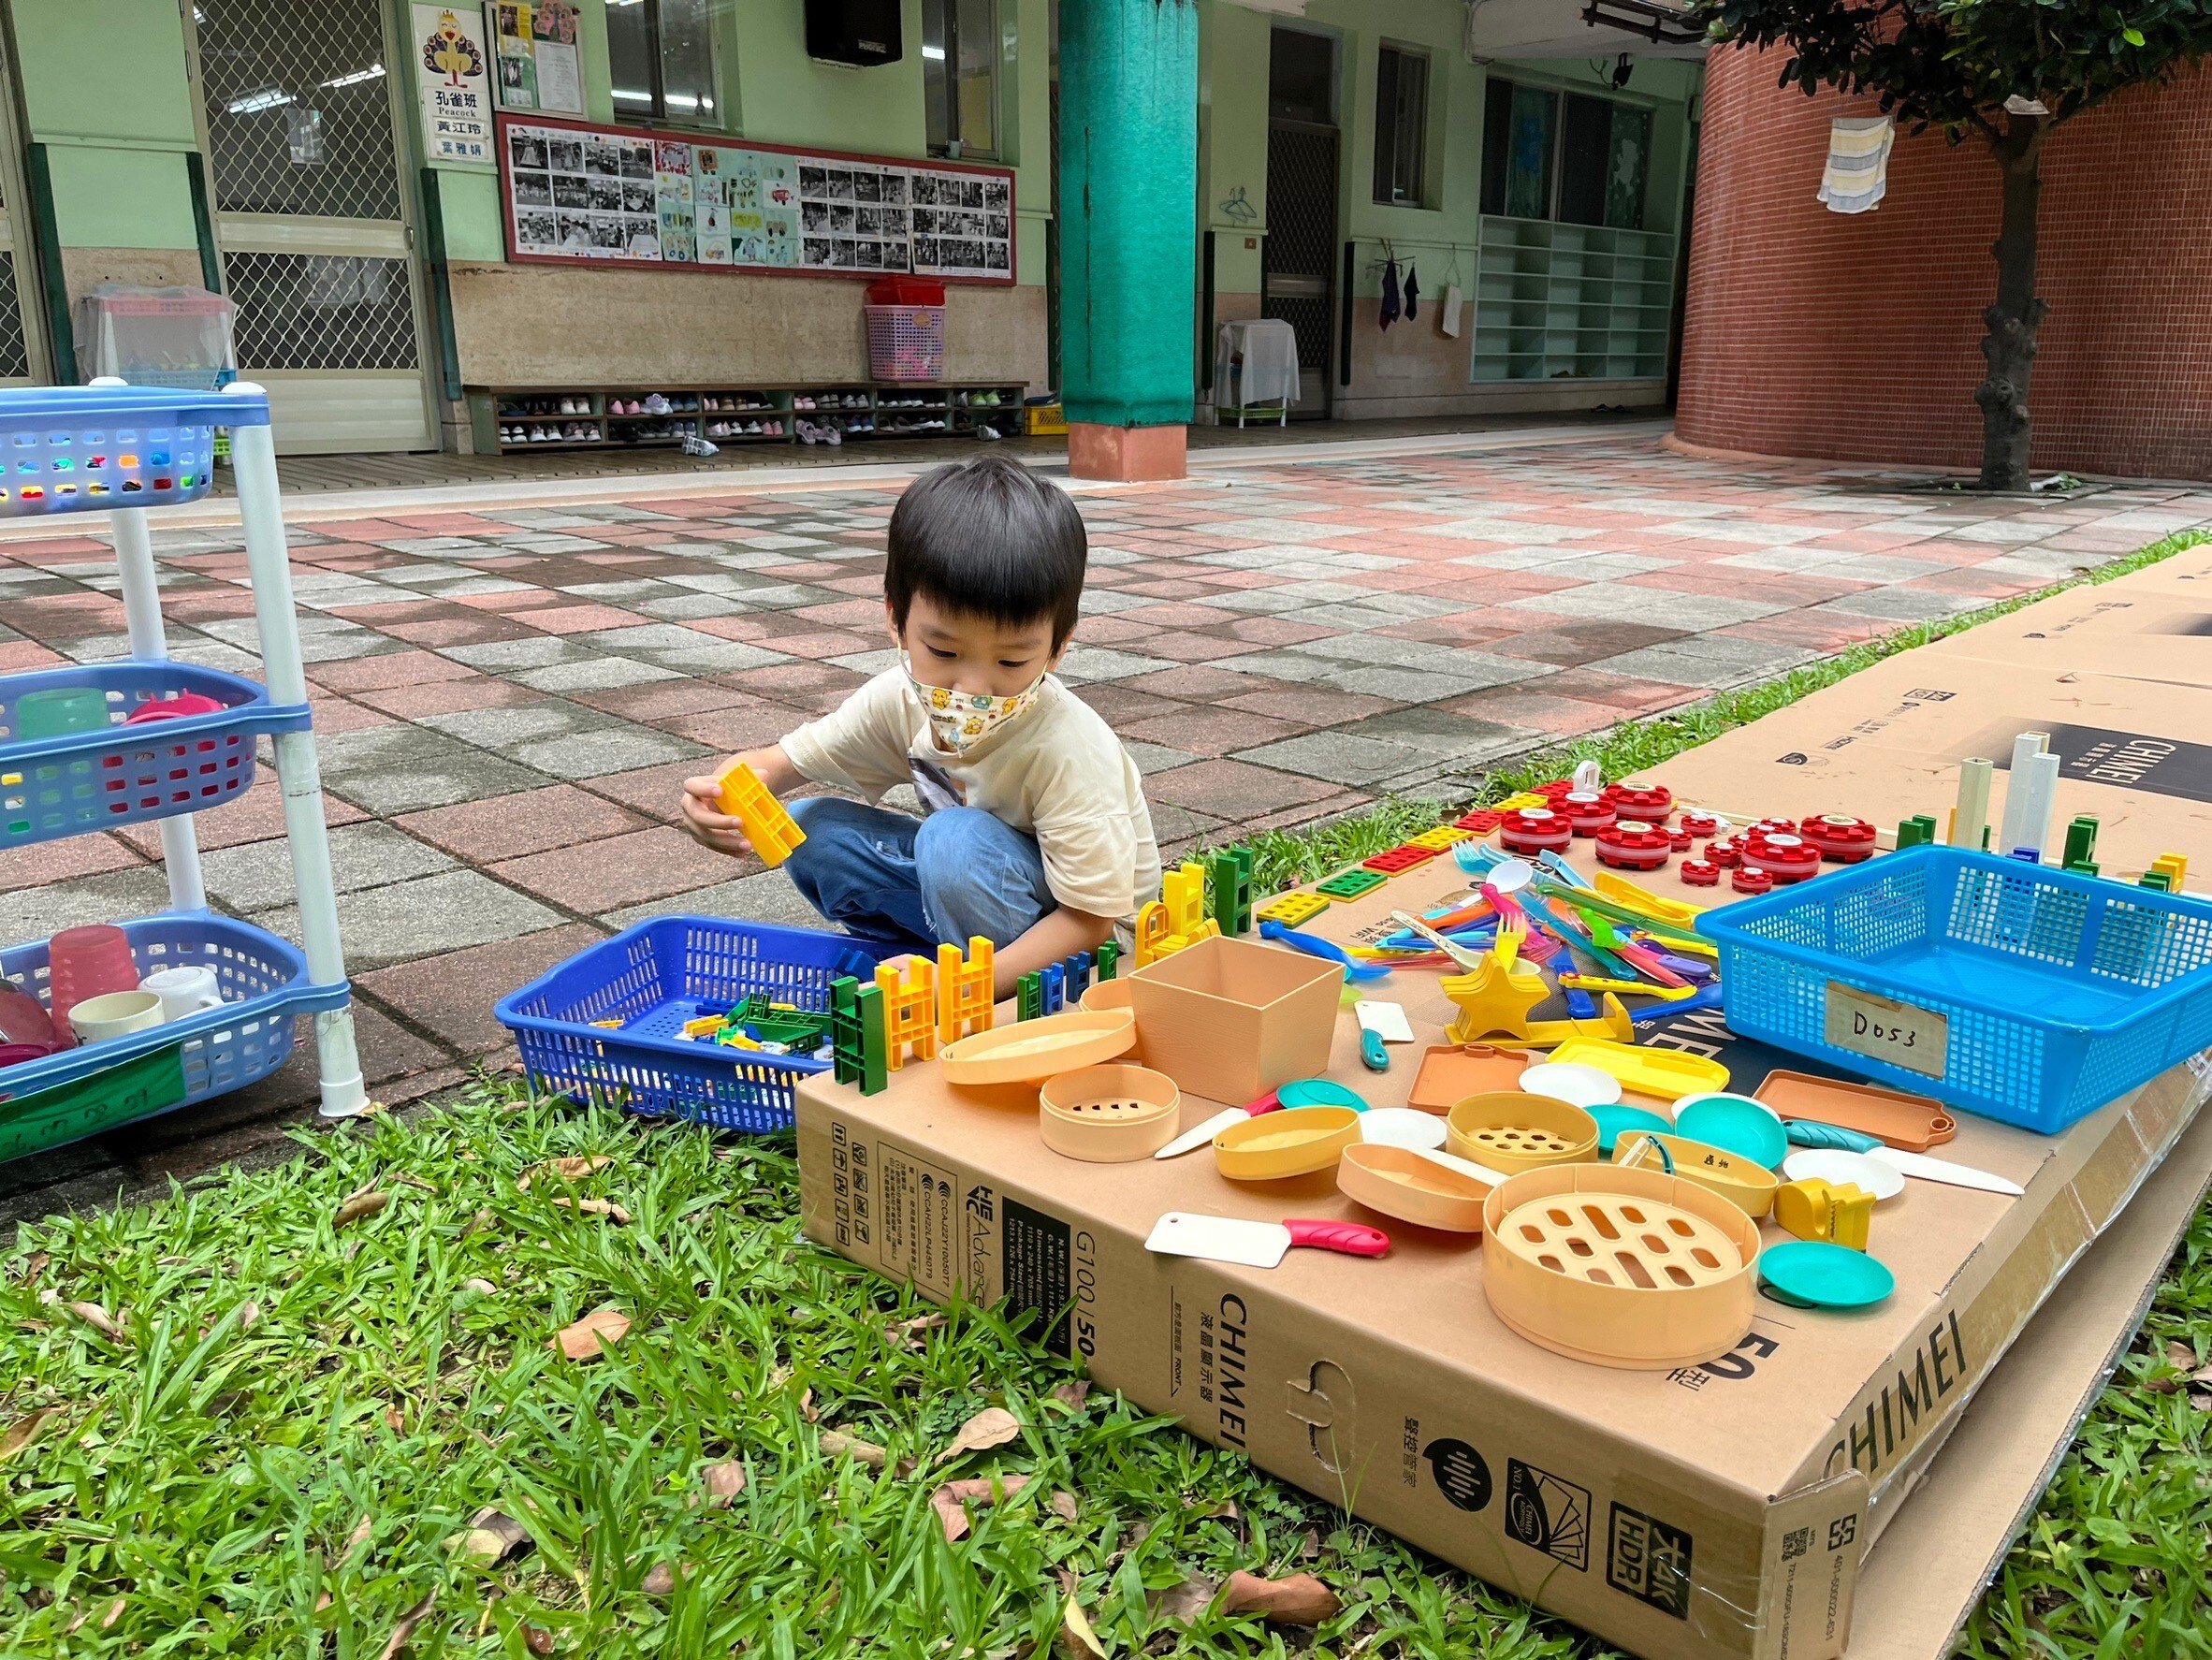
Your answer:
[1373,45,1429,205]
[923,0,998,158]
[1480,78,1648,227]
[605,0,718,125]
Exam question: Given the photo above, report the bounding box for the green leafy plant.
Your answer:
[1693,0,2212,491]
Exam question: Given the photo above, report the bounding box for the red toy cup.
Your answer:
[46,925,138,1029]
[124,692,226,724]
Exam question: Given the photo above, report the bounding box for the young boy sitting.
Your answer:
[678,455,1161,998]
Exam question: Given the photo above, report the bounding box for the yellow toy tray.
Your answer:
[1446,1091,1599,1174]
[1039,1064,1181,1162]
[1214,1105,1361,1181]
[1545,1037,1729,1104]
[939,1010,1135,1085]
[1482,1162,1762,1370]
[1338,1142,1492,1232]
[1613,1129,1780,1218]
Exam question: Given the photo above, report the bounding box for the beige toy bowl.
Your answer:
[1214,1104,1361,1181]
[1039,1064,1181,1161]
[1482,1162,1762,1370]
[1612,1130,1780,1218]
[939,1009,1134,1086]
[1446,1091,1599,1174]
[1128,934,1341,1105]
[1338,1143,1492,1232]
[1077,978,1143,1061]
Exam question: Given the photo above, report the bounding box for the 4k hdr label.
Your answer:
[1824,982,1949,1078]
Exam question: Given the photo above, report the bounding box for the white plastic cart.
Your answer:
[0,381,364,1159]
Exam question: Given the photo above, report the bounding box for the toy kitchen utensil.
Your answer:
[1760,1239,1895,1310]
[1258,919,1392,982]
[1407,1043,1539,1112]
[1145,1211,1391,1268]
[1481,1162,1762,1370]
[1866,1146,2023,1197]
[1276,1077,1367,1111]
[939,1009,1135,1085]
[1670,1093,1788,1169]
[1359,1106,1448,1150]
[1339,1143,1491,1232]
[1614,1130,1781,1217]
[1782,1147,1906,1201]
[1355,999,1415,1072]
[1546,1037,1729,1102]
[1154,1089,1284,1160]
[1214,1104,1362,1180]
[1753,1070,1957,1150]
[1518,1060,1622,1109]
[1039,1064,1182,1162]
[1446,1091,1599,1173]
[1588,1102,1672,1155]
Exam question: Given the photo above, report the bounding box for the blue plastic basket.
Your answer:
[0,662,311,852]
[0,911,350,1127]
[0,386,265,517]
[495,916,896,1133]
[1700,846,2212,1133]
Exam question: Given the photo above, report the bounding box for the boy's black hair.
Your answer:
[885,454,1086,645]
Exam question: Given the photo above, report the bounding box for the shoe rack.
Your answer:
[465,383,1032,456]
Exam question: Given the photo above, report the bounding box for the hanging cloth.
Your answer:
[1817,117,1894,214]
[1438,246,1464,337]
[1379,258,1402,329]
[1403,261,1420,323]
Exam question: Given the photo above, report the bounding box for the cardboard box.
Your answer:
[1948,586,2212,691]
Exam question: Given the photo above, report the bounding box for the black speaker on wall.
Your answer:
[806,0,904,67]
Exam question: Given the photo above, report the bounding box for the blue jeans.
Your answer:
[783,797,1056,952]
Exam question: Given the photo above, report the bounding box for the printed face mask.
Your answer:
[903,650,1046,754]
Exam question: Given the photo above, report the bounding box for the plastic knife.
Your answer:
[1865,1147,2025,1197]
[1144,1212,1391,1268]
[1407,1146,1517,1187]
[1153,1090,1284,1159]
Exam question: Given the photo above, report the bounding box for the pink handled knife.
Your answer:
[1144,1213,1392,1268]
[1152,1090,1284,1159]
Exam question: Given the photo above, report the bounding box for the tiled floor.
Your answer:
[5,433,2208,1204]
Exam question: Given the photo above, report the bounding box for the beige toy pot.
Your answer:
[1039,1064,1181,1161]
[1078,977,1143,1062]
[1128,934,1340,1105]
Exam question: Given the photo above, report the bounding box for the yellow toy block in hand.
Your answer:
[716,760,806,867]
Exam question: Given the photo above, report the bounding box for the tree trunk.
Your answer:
[1975,116,2048,492]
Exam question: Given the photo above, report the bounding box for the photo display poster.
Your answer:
[501,119,1014,281]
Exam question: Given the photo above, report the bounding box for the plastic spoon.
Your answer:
[1258,919,1391,981]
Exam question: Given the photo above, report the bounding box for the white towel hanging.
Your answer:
[1818,117,1894,214]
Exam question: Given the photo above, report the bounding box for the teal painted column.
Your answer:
[1058,0,1198,478]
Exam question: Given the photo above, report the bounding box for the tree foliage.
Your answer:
[1695,0,2212,141]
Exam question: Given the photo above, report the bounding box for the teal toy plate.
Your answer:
[1672,1094,1788,1169]
[1277,1078,1368,1112]
[1589,1103,1671,1156]
[1760,1241,1895,1309]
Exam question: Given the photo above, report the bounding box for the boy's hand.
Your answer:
[678,774,757,858]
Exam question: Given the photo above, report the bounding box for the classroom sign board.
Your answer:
[497,114,1016,283]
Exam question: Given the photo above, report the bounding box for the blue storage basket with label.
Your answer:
[1699,846,2212,1133]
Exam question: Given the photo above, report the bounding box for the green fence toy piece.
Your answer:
[1210,845,1254,936]
[1017,970,1043,1020]
[1096,939,1118,981]
[1316,867,1387,901]
[829,976,863,1086]
[855,983,888,1095]
[2063,815,2100,869]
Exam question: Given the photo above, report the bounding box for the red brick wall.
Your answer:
[1678,47,2212,481]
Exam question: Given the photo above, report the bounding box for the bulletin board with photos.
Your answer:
[497,115,1017,283]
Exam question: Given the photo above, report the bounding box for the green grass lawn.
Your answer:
[6,531,2212,1655]
[2,1085,2206,1656]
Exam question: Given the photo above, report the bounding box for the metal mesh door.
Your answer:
[0,250,29,381]
[1263,120,1336,409]
[196,0,420,375]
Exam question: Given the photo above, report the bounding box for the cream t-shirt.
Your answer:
[780,669,1163,923]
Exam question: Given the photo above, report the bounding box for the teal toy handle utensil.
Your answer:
[1784,1120,1883,1152]
[1360,1028,1389,1071]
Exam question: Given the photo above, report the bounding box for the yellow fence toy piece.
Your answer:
[1492,792,1550,813]
[1133,860,1221,967]
[1405,825,1473,852]
[875,956,939,1070]
[937,936,997,1045]
[1256,891,1329,929]
[716,760,806,867]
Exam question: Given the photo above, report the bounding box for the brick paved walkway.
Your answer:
[4,434,2206,1204]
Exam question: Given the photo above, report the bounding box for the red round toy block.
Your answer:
[1678,810,1723,839]
[1680,859,1720,886]
[1754,817,1799,836]
[1601,781,1674,822]
[1562,791,1617,837]
[1798,813,1879,863]
[1595,820,1673,870]
[1499,807,1575,854]
[1669,827,1695,852]
[1739,830,1821,883]
[1731,866,1775,895]
[1535,779,1577,804]
[1706,836,1743,868]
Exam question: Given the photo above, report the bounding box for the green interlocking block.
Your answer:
[1210,845,1254,936]
[1316,866,1387,901]
[2063,815,2100,869]
[1895,815,1939,851]
[1096,940,1118,981]
[855,983,887,1096]
[2140,870,2175,892]
[828,977,862,1086]
[1017,970,1043,1020]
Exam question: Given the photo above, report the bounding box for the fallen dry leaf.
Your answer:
[1204,1501,1242,1523]
[452,1507,531,1565]
[1301,1528,1321,1562]
[460,1207,497,1240]
[0,1407,61,1463]
[1049,1490,1080,1522]
[100,1596,124,1631]
[16,1250,49,1287]
[1149,1573,1219,1625]
[1221,1570,1340,1626]
[517,1155,613,1194]
[888,1313,947,1347]
[386,1405,405,1433]
[343,1512,373,1558]
[461,1277,498,1297]
[821,1429,888,1470]
[334,1191,389,1230]
[1050,1378,1091,1411]
[524,1626,554,1655]
[68,1302,126,1343]
[374,1589,437,1660]
[237,1301,261,1332]
[799,1387,819,1424]
[937,1405,1022,1463]
[930,1473,1030,1542]
[2169,1340,2195,1370]
[700,1460,747,1506]
[551,1306,631,1361]
[641,1561,687,1595]
[1058,1595,1107,1660]
[549,1197,633,1225]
